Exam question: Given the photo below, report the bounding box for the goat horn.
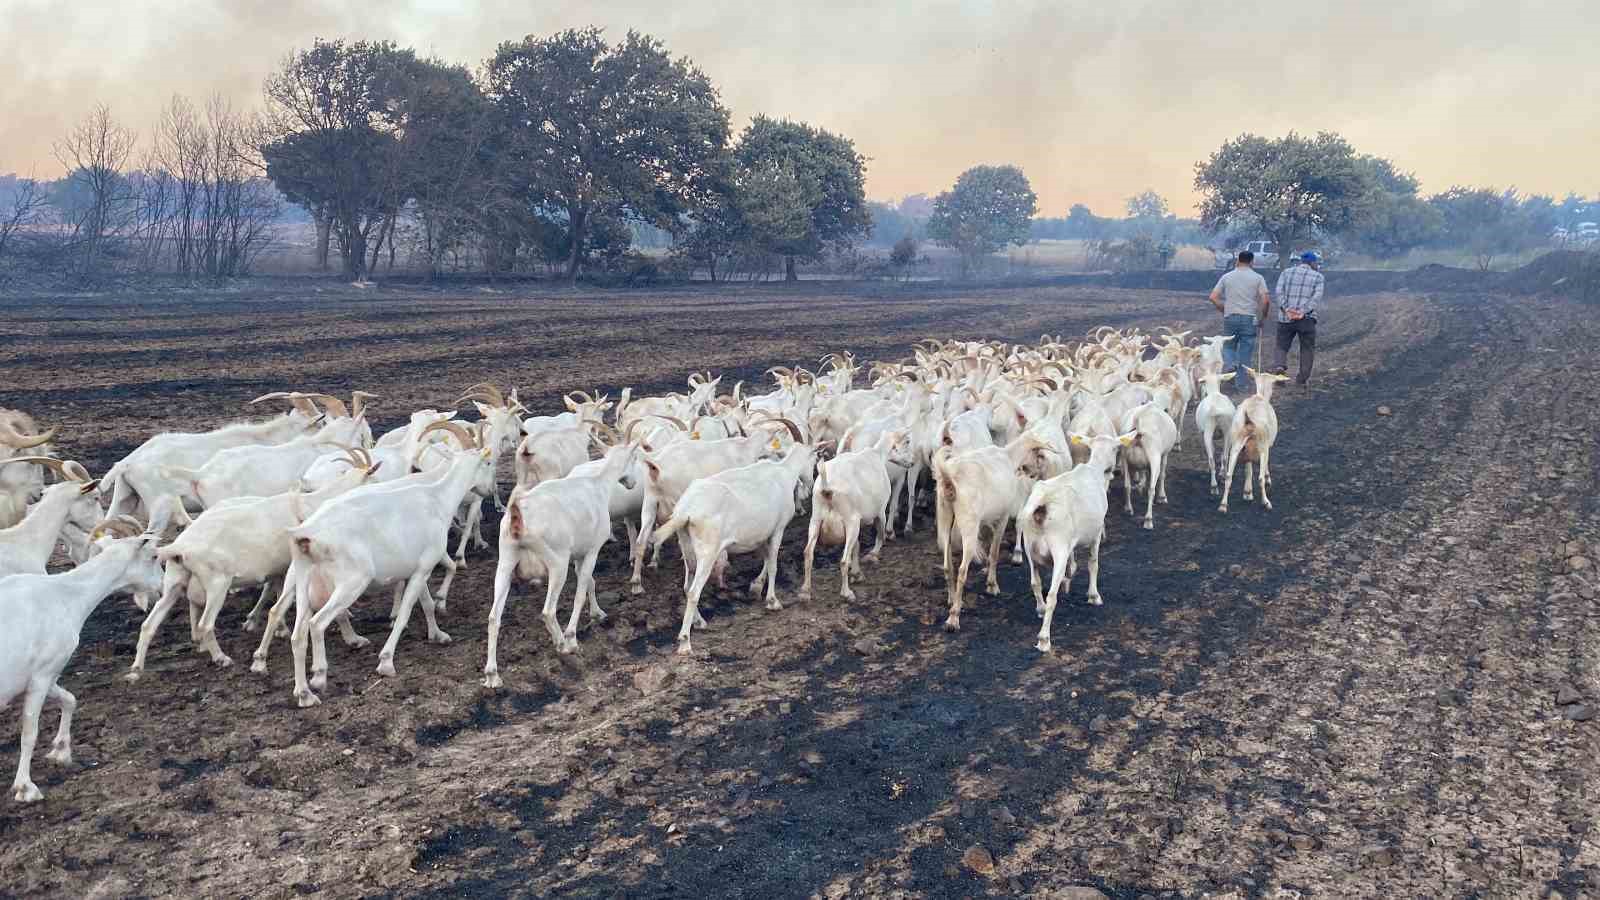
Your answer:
[650,414,690,431]
[584,420,623,446]
[0,421,58,449]
[754,417,806,444]
[304,393,350,418]
[0,455,84,482]
[418,419,477,449]
[89,514,146,542]
[350,391,379,418]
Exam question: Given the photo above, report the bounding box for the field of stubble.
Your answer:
[1,277,1597,899]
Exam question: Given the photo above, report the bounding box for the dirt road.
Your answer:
[1,280,1595,898]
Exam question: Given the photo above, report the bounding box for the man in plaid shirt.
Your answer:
[1272,251,1324,385]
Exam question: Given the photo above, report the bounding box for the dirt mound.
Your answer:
[1506,250,1600,298]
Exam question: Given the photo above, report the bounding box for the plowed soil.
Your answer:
[1,278,1597,899]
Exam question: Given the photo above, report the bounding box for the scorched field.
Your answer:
[1,276,1597,899]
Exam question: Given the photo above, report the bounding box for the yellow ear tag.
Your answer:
[690,431,701,440]
[770,438,782,450]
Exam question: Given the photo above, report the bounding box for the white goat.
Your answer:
[1118,397,1179,531]
[797,430,913,601]
[651,439,818,654]
[484,440,641,680]
[283,421,492,706]
[0,412,57,529]
[0,458,102,577]
[933,432,1056,631]
[1019,432,1132,652]
[125,449,380,680]
[1,529,164,802]
[1219,368,1290,513]
[1193,372,1237,496]
[168,414,368,508]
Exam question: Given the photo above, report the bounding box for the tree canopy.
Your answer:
[1194,132,1368,259]
[926,164,1037,276]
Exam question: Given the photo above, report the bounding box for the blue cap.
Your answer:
[1301,251,1321,262]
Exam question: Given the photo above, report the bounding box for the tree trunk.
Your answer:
[784,255,798,282]
[343,221,366,281]
[565,205,587,283]
[314,208,331,271]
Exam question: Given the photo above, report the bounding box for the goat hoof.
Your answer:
[943,617,961,632]
[483,671,503,690]
[249,658,268,675]
[865,552,881,565]
[1035,638,1052,654]
[430,630,452,645]
[375,658,396,677]
[675,639,694,655]
[840,589,856,602]
[1142,520,1153,530]
[1263,500,1273,510]
[1010,552,1023,565]
[123,668,142,683]
[310,671,328,691]
[1086,595,1103,606]
[1218,503,1229,513]
[213,654,234,668]
[434,600,449,615]
[242,619,259,633]
[629,583,645,597]
[12,782,43,803]
[345,635,371,649]
[45,744,71,766]
[559,638,579,654]
[295,690,321,709]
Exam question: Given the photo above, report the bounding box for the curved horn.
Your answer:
[755,417,805,444]
[649,414,691,432]
[418,419,478,449]
[584,420,623,446]
[624,418,650,445]
[0,421,58,449]
[0,455,82,481]
[89,514,146,542]
[304,393,350,418]
[350,391,380,418]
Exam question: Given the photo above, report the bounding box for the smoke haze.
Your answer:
[2,0,1594,214]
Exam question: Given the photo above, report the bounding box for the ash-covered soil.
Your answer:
[1,279,1597,899]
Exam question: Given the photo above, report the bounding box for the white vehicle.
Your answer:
[1214,240,1279,269]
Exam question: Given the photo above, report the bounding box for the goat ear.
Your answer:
[1219,372,1236,381]
[645,460,661,481]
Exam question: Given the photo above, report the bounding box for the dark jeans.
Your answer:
[1273,318,1317,383]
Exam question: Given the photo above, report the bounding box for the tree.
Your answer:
[261,40,420,278]
[53,104,139,279]
[1427,186,1538,270]
[1347,155,1440,257]
[925,164,1038,277]
[485,28,730,282]
[890,234,919,280]
[0,175,47,269]
[1195,132,1369,262]
[733,117,870,281]
[1125,190,1169,221]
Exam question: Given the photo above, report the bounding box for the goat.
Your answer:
[0,458,102,577]
[1193,372,1237,496]
[1019,432,1132,651]
[166,414,368,509]
[1219,368,1290,513]
[1,528,164,802]
[125,449,380,680]
[103,395,320,519]
[283,421,492,707]
[1118,397,1179,530]
[0,412,57,529]
[933,432,1056,631]
[797,430,912,601]
[651,423,816,654]
[485,439,641,681]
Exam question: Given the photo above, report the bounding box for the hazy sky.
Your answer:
[3,0,1595,215]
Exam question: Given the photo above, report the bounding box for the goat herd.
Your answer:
[0,327,1290,803]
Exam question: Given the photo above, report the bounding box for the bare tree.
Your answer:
[53,104,139,279]
[0,175,48,268]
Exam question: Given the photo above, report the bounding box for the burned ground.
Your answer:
[0,278,1597,898]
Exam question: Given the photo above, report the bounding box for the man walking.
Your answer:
[1273,251,1325,385]
[1208,250,1270,395]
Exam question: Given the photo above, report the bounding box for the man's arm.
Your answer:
[1257,280,1271,322]
[1209,280,1224,313]
[1310,273,1324,314]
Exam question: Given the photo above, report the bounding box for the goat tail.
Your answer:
[652,512,688,547]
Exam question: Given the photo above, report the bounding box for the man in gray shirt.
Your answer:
[1208,250,1271,395]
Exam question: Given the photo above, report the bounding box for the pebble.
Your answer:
[992,805,1017,825]
[1360,844,1397,867]
[1290,833,1321,851]
[961,844,995,875]
[1228,564,1244,578]
[1571,557,1593,573]
[801,750,824,766]
[1556,683,1584,706]
[632,665,675,696]
[1561,704,1596,722]
[851,638,881,656]
[778,702,793,715]
[1060,889,1110,900]
[1377,406,1393,416]
[1088,714,1110,734]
